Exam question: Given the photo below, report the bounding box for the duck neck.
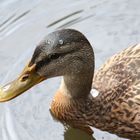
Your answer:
[60,71,94,98]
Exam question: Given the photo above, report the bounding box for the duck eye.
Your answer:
[49,53,60,60]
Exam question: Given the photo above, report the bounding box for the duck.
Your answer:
[0,29,140,139]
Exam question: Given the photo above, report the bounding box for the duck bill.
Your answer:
[0,63,46,102]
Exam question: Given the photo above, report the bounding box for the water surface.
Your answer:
[0,0,140,140]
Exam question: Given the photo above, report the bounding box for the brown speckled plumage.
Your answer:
[92,44,140,139]
[50,40,140,139]
[1,29,140,139]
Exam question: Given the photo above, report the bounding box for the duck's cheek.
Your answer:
[37,63,66,78]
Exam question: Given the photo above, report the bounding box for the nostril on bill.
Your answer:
[21,74,29,82]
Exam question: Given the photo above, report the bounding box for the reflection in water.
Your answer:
[64,127,95,140]
[50,109,95,140]
[57,15,94,29]
[47,10,83,28]
[0,10,30,33]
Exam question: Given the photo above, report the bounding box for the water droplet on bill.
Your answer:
[3,84,11,92]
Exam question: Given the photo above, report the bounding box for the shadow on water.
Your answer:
[64,127,95,140]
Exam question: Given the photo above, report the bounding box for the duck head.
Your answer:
[0,29,94,102]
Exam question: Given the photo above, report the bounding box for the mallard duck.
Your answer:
[0,29,140,139]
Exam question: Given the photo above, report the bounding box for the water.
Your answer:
[0,0,140,139]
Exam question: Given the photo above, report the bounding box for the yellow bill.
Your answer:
[0,63,46,102]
